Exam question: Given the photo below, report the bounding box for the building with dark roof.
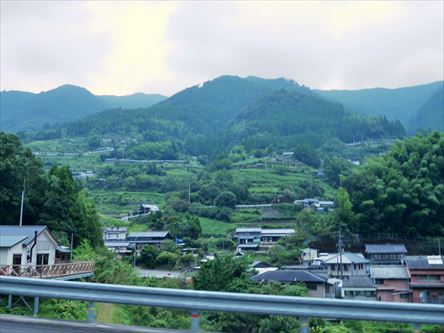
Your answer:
[405,255,444,304]
[251,269,331,298]
[127,231,172,250]
[370,265,411,302]
[341,275,377,300]
[234,228,295,251]
[365,244,407,265]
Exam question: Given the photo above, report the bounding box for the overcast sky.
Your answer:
[1,1,443,96]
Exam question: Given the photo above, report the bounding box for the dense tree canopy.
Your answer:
[342,132,444,237]
[0,132,102,246]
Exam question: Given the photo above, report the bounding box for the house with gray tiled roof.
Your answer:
[251,269,331,298]
[365,244,407,265]
[341,275,377,300]
[370,265,411,302]
[313,252,370,278]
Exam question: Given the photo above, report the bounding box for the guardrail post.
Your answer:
[33,297,39,317]
[8,295,12,309]
[412,323,421,333]
[191,310,200,333]
[87,301,96,323]
[300,317,309,333]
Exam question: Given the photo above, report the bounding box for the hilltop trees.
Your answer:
[342,132,444,237]
[0,132,102,246]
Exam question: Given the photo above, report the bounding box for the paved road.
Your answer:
[138,269,183,279]
[0,315,190,333]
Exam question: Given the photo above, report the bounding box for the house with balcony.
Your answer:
[370,265,411,302]
[365,244,407,265]
[234,228,295,251]
[405,255,444,304]
[0,225,58,267]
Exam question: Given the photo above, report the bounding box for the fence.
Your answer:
[0,276,443,333]
[0,262,94,279]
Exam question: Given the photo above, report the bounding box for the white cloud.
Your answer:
[1,1,443,95]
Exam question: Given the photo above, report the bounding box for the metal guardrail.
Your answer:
[1,276,443,333]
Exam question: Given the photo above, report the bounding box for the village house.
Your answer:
[0,225,59,268]
[103,227,127,241]
[405,255,444,304]
[301,248,319,263]
[293,199,334,211]
[138,204,160,215]
[370,265,411,302]
[365,244,407,265]
[127,231,172,250]
[313,252,370,278]
[251,269,332,298]
[234,228,295,251]
[341,275,377,301]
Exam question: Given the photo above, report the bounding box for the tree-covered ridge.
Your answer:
[410,85,444,133]
[0,85,167,133]
[40,76,405,161]
[316,80,443,133]
[342,132,444,237]
[230,90,405,147]
[0,132,102,246]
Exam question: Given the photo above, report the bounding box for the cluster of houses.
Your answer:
[250,243,444,304]
[103,226,172,255]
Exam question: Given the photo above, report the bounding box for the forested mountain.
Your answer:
[63,76,404,159]
[0,85,166,132]
[100,93,167,109]
[410,86,444,132]
[316,81,443,133]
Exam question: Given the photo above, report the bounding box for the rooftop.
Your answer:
[370,265,410,280]
[127,231,169,238]
[251,269,327,283]
[0,235,28,248]
[365,244,407,254]
[104,227,128,232]
[342,276,376,289]
[405,256,444,270]
[317,252,369,265]
[0,225,47,246]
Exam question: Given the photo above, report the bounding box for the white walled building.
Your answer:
[0,225,59,267]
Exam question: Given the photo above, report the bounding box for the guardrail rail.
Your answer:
[1,276,443,333]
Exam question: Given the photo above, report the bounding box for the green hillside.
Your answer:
[410,85,444,132]
[316,81,443,133]
[0,85,166,133]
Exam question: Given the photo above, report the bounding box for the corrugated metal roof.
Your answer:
[0,225,47,246]
[365,244,407,254]
[235,228,262,233]
[251,269,327,283]
[127,231,169,238]
[370,265,410,279]
[0,235,28,248]
[261,229,295,235]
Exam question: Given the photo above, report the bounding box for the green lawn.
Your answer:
[199,217,237,236]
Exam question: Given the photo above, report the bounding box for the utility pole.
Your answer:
[70,233,74,261]
[19,180,25,227]
[188,184,191,204]
[337,226,344,279]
